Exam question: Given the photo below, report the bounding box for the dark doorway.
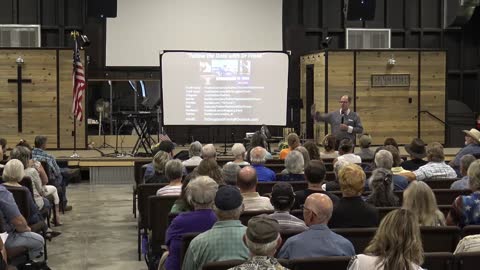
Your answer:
[306,65,314,139]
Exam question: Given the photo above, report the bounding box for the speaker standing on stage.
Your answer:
[311,95,363,147]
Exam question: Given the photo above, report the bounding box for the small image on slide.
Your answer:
[200,61,212,73]
[211,59,238,77]
[240,60,251,75]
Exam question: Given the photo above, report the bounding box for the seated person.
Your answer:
[374,150,409,191]
[329,163,379,228]
[365,168,399,207]
[383,137,399,150]
[278,151,305,181]
[222,163,241,186]
[335,139,361,164]
[169,174,194,215]
[182,141,202,167]
[449,128,480,174]
[320,134,338,159]
[450,154,476,190]
[278,193,355,259]
[230,216,287,270]
[348,209,424,270]
[250,147,275,182]
[294,160,339,208]
[324,159,351,192]
[356,134,374,161]
[447,160,480,226]
[156,159,183,196]
[195,158,224,185]
[268,182,308,231]
[402,138,428,171]
[245,132,272,162]
[303,140,320,160]
[201,144,217,160]
[237,166,273,211]
[403,181,445,226]
[227,143,249,166]
[384,145,409,174]
[279,133,301,160]
[454,234,480,254]
[164,176,218,270]
[143,150,170,183]
[0,137,8,163]
[295,146,311,169]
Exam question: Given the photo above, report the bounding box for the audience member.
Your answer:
[356,134,374,161]
[324,159,351,192]
[269,183,308,231]
[383,137,399,150]
[294,146,310,169]
[182,185,248,270]
[279,133,300,160]
[294,160,339,208]
[182,141,202,167]
[374,150,409,191]
[365,168,399,207]
[451,154,476,189]
[0,160,45,263]
[228,215,287,270]
[400,142,457,181]
[164,176,218,270]
[454,234,480,254]
[278,151,305,181]
[348,209,424,270]
[336,139,361,164]
[222,163,241,186]
[152,140,175,156]
[278,193,355,259]
[143,150,170,183]
[196,158,224,185]
[329,164,379,228]
[450,128,480,173]
[245,132,272,162]
[403,181,446,226]
[402,138,428,171]
[447,160,480,226]
[0,137,7,162]
[237,166,273,211]
[320,134,338,159]
[250,147,275,182]
[170,174,194,214]
[303,140,320,160]
[201,144,217,160]
[384,145,409,174]
[156,159,183,196]
[228,143,249,166]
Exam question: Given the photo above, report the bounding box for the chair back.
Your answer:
[290,209,303,220]
[421,226,461,252]
[256,181,308,196]
[148,195,178,254]
[422,252,454,270]
[137,183,168,229]
[290,256,352,270]
[20,176,34,197]
[40,161,55,186]
[4,186,30,220]
[376,207,398,221]
[332,227,377,253]
[462,225,480,237]
[240,210,274,226]
[134,160,150,186]
[455,251,480,270]
[424,179,458,189]
[434,189,471,205]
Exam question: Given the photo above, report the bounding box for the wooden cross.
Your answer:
[7,57,32,133]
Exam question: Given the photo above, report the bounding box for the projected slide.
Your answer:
[161,51,289,126]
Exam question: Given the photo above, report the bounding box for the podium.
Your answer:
[300,49,446,145]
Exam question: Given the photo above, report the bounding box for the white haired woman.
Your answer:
[279,150,306,181]
[228,143,249,166]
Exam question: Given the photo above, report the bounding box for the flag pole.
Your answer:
[71,30,80,158]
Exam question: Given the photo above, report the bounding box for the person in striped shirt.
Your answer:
[269,182,308,231]
[156,159,184,196]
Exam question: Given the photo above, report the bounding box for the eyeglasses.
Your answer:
[339,101,349,104]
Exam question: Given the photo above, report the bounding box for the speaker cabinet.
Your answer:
[88,0,117,18]
[346,0,376,21]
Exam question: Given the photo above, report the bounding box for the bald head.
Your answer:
[304,193,333,226]
[250,146,267,165]
[237,166,258,192]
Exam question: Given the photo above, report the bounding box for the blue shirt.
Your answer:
[277,224,355,259]
[165,209,217,270]
[0,185,22,233]
[451,176,470,190]
[252,164,276,182]
[452,144,480,167]
[392,175,409,191]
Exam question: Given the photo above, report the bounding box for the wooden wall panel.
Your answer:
[355,51,419,145]
[59,50,86,148]
[0,50,58,148]
[420,51,446,144]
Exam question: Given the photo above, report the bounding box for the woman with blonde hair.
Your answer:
[320,134,338,159]
[144,150,171,183]
[403,181,446,226]
[348,209,424,270]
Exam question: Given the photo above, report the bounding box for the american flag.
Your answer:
[72,37,85,122]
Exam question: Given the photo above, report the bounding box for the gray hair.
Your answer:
[245,235,280,256]
[468,160,480,191]
[213,204,243,220]
[334,159,351,177]
[375,150,393,170]
[186,176,219,209]
[34,135,48,148]
[231,143,246,158]
[10,146,31,168]
[285,150,304,174]
[222,163,241,185]
[295,146,310,169]
[368,168,394,191]
[188,141,202,157]
[460,154,477,173]
[250,147,267,165]
[3,159,25,183]
[202,144,217,159]
[165,159,184,181]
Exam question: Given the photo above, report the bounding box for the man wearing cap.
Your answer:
[278,193,355,259]
[237,166,274,211]
[227,216,288,270]
[401,138,428,171]
[269,182,308,231]
[182,185,249,270]
[400,142,457,181]
[450,128,480,172]
[356,134,374,161]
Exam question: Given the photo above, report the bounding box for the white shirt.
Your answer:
[337,153,362,164]
[182,156,202,167]
[348,254,424,270]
